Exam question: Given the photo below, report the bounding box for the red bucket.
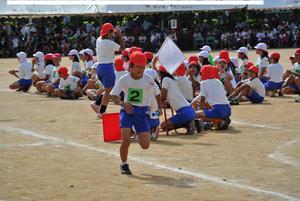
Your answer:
[102,113,121,142]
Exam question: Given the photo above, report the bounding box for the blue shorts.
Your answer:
[261,76,268,84]
[81,74,88,87]
[149,118,160,130]
[204,104,231,119]
[51,82,59,89]
[247,90,264,103]
[289,84,300,91]
[19,79,32,87]
[170,106,195,126]
[97,63,116,88]
[120,106,150,133]
[264,81,283,90]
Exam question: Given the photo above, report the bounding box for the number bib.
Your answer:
[128,88,143,104]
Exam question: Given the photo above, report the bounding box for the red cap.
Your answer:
[129,51,147,67]
[248,66,259,74]
[44,53,53,61]
[114,57,125,72]
[189,61,198,67]
[100,23,115,37]
[129,46,142,53]
[270,52,280,60]
[188,55,199,63]
[53,53,61,59]
[121,50,129,57]
[295,48,300,55]
[245,62,254,68]
[174,63,186,76]
[219,50,230,64]
[158,65,167,73]
[144,51,153,60]
[57,67,69,76]
[201,65,215,81]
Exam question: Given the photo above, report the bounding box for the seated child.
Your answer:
[228,66,265,104]
[9,52,32,92]
[264,52,284,97]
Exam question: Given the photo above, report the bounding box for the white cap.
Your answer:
[254,43,267,51]
[16,52,27,63]
[68,49,79,56]
[79,50,85,55]
[33,51,44,61]
[230,57,239,67]
[84,48,94,56]
[200,45,211,53]
[237,47,249,55]
[214,55,220,62]
[197,50,209,58]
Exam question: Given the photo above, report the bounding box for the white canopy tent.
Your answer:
[0,0,299,16]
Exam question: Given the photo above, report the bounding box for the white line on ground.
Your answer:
[232,120,299,132]
[0,142,60,148]
[0,123,299,201]
[269,138,300,167]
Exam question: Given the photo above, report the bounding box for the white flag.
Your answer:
[156,37,186,75]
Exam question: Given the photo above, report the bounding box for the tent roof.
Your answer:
[0,0,300,17]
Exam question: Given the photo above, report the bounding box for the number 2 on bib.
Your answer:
[128,88,143,104]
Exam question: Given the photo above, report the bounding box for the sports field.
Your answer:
[0,48,299,201]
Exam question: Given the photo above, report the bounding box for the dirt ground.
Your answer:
[0,48,299,201]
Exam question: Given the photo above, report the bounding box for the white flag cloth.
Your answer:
[156,37,186,75]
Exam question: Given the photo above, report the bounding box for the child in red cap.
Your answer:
[96,23,125,118]
[174,63,193,102]
[228,66,265,104]
[191,65,231,129]
[281,48,300,96]
[110,51,161,175]
[264,52,284,97]
[159,65,196,134]
[54,67,82,99]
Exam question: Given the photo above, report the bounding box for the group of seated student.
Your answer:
[8,43,300,138]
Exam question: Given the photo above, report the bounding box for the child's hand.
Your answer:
[121,102,133,114]
[9,70,16,75]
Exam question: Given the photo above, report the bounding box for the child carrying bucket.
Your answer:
[110,51,161,175]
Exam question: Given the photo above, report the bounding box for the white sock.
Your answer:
[121,161,127,166]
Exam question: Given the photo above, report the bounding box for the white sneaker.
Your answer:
[295,96,300,103]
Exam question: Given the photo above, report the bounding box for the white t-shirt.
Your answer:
[292,63,300,74]
[238,58,248,74]
[96,38,120,64]
[246,78,265,97]
[266,63,284,83]
[43,64,55,80]
[149,84,160,120]
[34,62,45,78]
[110,73,160,107]
[71,61,81,74]
[193,79,229,106]
[256,57,269,75]
[176,76,193,101]
[144,68,158,81]
[162,77,190,111]
[19,61,32,80]
[59,75,80,91]
[51,66,60,82]
[115,71,128,83]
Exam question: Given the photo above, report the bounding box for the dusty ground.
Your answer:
[0,49,299,201]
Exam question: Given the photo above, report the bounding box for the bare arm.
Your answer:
[258,67,266,80]
[111,95,133,114]
[116,30,125,52]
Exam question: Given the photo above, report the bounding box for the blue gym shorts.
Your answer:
[204,104,231,119]
[19,79,32,87]
[289,83,300,91]
[51,82,59,89]
[260,76,268,84]
[264,81,283,90]
[149,118,160,130]
[170,106,195,126]
[97,63,116,88]
[247,90,264,103]
[120,106,150,133]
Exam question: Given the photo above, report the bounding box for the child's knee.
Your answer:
[140,142,150,150]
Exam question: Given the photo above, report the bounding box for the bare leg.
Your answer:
[9,81,20,90]
[138,132,151,149]
[120,128,131,163]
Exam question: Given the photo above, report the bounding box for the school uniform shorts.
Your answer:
[97,63,116,88]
